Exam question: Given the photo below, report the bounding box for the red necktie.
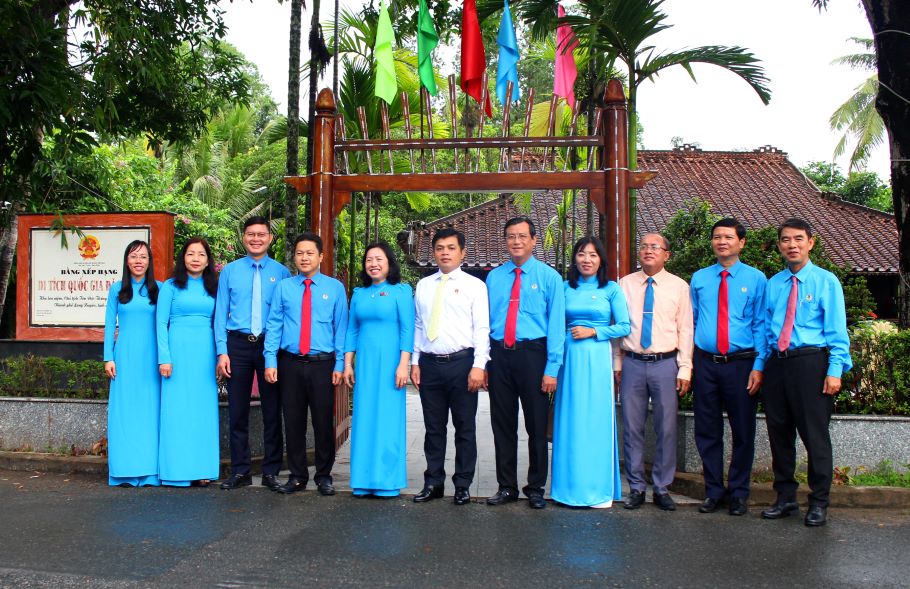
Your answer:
[299,278,312,355]
[777,275,798,352]
[504,268,522,347]
[717,270,730,355]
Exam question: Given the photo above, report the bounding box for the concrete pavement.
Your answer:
[1,468,908,588]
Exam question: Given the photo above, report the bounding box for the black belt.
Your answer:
[229,330,264,343]
[421,348,474,363]
[775,346,826,359]
[279,350,335,363]
[628,350,677,362]
[490,337,546,351]
[696,347,758,364]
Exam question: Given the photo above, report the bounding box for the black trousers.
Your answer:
[226,332,283,476]
[277,353,335,483]
[487,339,549,495]
[762,351,833,507]
[693,352,758,499]
[418,353,478,488]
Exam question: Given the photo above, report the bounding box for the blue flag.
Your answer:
[496,0,520,104]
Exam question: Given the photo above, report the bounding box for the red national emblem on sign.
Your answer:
[78,235,101,259]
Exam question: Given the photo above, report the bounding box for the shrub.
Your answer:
[839,323,910,415]
[0,355,108,399]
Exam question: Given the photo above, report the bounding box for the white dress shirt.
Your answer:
[412,267,491,370]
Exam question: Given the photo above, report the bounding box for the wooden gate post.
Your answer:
[602,79,632,281]
[311,89,338,274]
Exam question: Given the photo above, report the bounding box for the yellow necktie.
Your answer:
[427,274,449,341]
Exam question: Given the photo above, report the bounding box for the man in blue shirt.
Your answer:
[264,232,347,496]
[690,218,767,516]
[216,217,291,491]
[485,216,565,509]
[758,218,852,527]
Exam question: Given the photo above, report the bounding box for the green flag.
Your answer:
[374,0,397,104]
[417,0,439,95]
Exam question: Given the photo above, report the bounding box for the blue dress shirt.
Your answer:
[762,260,852,378]
[487,256,566,377]
[691,260,767,370]
[214,255,291,356]
[264,272,348,372]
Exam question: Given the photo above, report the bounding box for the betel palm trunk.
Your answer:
[286,0,303,264]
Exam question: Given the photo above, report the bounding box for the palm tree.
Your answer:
[286,0,303,264]
[830,37,884,173]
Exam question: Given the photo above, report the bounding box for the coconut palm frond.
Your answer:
[830,75,883,172]
[638,45,771,105]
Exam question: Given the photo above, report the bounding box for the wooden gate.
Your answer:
[285,78,656,449]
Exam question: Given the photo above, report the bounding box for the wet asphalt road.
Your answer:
[1,470,908,588]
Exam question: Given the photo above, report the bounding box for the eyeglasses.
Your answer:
[506,233,532,242]
[638,244,666,252]
[244,232,269,239]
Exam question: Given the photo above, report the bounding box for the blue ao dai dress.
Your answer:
[155,277,220,486]
[552,277,630,506]
[345,281,415,496]
[104,278,162,487]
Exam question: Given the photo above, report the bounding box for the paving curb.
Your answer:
[669,470,910,509]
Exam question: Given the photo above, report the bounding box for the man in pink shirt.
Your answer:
[613,233,694,511]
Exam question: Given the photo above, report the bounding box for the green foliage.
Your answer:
[841,172,893,212]
[0,356,108,400]
[0,0,251,211]
[835,461,910,487]
[840,323,910,416]
[801,161,846,193]
[800,161,893,213]
[663,199,875,324]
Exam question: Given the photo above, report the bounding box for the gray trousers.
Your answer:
[620,355,679,494]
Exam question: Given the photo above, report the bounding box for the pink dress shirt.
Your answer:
[612,269,694,380]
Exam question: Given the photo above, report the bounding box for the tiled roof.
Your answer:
[403,146,898,274]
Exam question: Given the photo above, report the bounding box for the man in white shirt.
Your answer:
[410,228,490,505]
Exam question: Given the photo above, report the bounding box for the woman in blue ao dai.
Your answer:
[156,238,220,487]
[104,240,162,487]
[343,242,415,497]
[552,237,630,508]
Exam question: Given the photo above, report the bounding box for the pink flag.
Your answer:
[553,5,578,107]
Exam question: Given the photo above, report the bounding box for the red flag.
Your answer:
[461,0,492,116]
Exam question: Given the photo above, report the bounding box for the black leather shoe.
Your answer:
[261,474,281,491]
[804,505,828,527]
[317,479,336,496]
[761,499,800,520]
[454,487,471,506]
[527,492,547,509]
[219,473,252,490]
[624,490,646,510]
[276,477,307,494]
[653,492,676,511]
[413,485,444,503]
[486,488,519,505]
[699,497,722,513]
[728,497,748,516]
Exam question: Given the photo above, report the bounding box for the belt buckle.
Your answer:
[503,341,515,351]
[640,353,657,362]
[776,349,789,359]
[247,334,259,343]
[712,354,727,364]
